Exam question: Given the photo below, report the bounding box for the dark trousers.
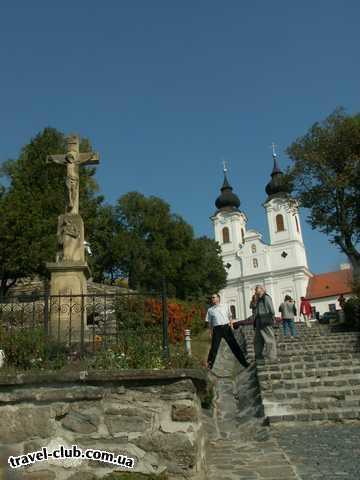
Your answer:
[207,324,249,369]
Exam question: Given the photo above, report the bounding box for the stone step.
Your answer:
[276,343,360,351]
[258,355,360,372]
[275,345,360,354]
[267,407,360,423]
[264,397,360,412]
[279,346,360,356]
[276,339,360,345]
[247,325,360,423]
[247,350,360,364]
[278,333,360,339]
[244,335,360,346]
[258,365,360,382]
[265,383,360,400]
[262,373,360,391]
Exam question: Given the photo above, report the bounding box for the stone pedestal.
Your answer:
[46,261,91,344]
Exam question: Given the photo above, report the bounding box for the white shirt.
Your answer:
[205,303,231,328]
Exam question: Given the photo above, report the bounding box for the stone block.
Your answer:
[171,401,198,422]
[104,408,151,436]
[74,435,128,446]
[23,440,43,454]
[0,406,54,444]
[22,470,56,480]
[160,379,196,400]
[134,432,196,469]
[66,473,97,480]
[61,410,99,434]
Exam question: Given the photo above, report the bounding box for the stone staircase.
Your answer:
[242,322,360,423]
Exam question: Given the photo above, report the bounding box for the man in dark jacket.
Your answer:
[253,285,278,363]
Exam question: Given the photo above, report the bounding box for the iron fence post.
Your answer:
[161,277,170,359]
[80,294,85,358]
[44,290,49,336]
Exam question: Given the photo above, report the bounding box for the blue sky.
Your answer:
[1,1,359,273]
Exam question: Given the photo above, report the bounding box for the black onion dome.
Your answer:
[265,154,290,197]
[215,172,240,210]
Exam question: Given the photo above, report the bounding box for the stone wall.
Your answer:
[0,370,208,480]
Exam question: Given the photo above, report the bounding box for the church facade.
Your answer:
[211,152,313,320]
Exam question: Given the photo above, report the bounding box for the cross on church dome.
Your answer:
[215,161,241,211]
[265,143,291,197]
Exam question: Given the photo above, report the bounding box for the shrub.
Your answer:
[344,296,360,329]
[0,326,46,369]
[143,298,206,343]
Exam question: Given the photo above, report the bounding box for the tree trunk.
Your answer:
[0,277,17,301]
[348,255,360,287]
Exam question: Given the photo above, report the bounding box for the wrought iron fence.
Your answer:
[0,290,169,359]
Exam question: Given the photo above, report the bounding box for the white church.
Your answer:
[212,150,352,320]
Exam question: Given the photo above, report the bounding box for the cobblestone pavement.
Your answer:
[273,423,360,480]
[203,336,300,480]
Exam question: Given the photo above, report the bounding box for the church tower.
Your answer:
[263,146,310,305]
[264,146,306,250]
[211,163,247,281]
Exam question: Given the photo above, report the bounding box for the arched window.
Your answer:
[251,244,256,254]
[253,258,258,268]
[241,228,245,244]
[295,216,300,233]
[222,227,230,243]
[230,305,236,320]
[276,214,285,232]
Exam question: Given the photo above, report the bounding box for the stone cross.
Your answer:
[47,134,100,215]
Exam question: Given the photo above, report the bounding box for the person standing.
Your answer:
[250,292,258,321]
[300,296,312,328]
[338,294,347,310]
[279,295,298,338]
[206,294,249,370]
[337,294,347,323]
[254,285,278,363]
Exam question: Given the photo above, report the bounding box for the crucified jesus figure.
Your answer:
[47,134,100,215]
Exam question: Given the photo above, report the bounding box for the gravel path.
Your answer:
[274,423,360,480]
[203,335,300,479]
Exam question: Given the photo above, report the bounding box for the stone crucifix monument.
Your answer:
[46,134,100,342]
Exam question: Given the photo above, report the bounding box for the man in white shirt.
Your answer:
[205,293,249,370]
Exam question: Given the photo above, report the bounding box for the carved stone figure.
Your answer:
[56,214,83,263]
[47,134,99,215]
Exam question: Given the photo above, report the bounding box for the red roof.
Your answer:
[306,269,353,300]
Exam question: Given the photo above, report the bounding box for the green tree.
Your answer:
[0,127,103,297]
[114,192,226,298]
[177,236,227,299]
[87,204,129,284]
[286,108,360,279]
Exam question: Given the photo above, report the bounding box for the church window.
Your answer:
[222,227,230,243]
[251,244,256,253]
[276,214,285,232]
[295,216,300,233]
[230,305,236,319]
[241,228,245,244]
[253,258,258,268]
